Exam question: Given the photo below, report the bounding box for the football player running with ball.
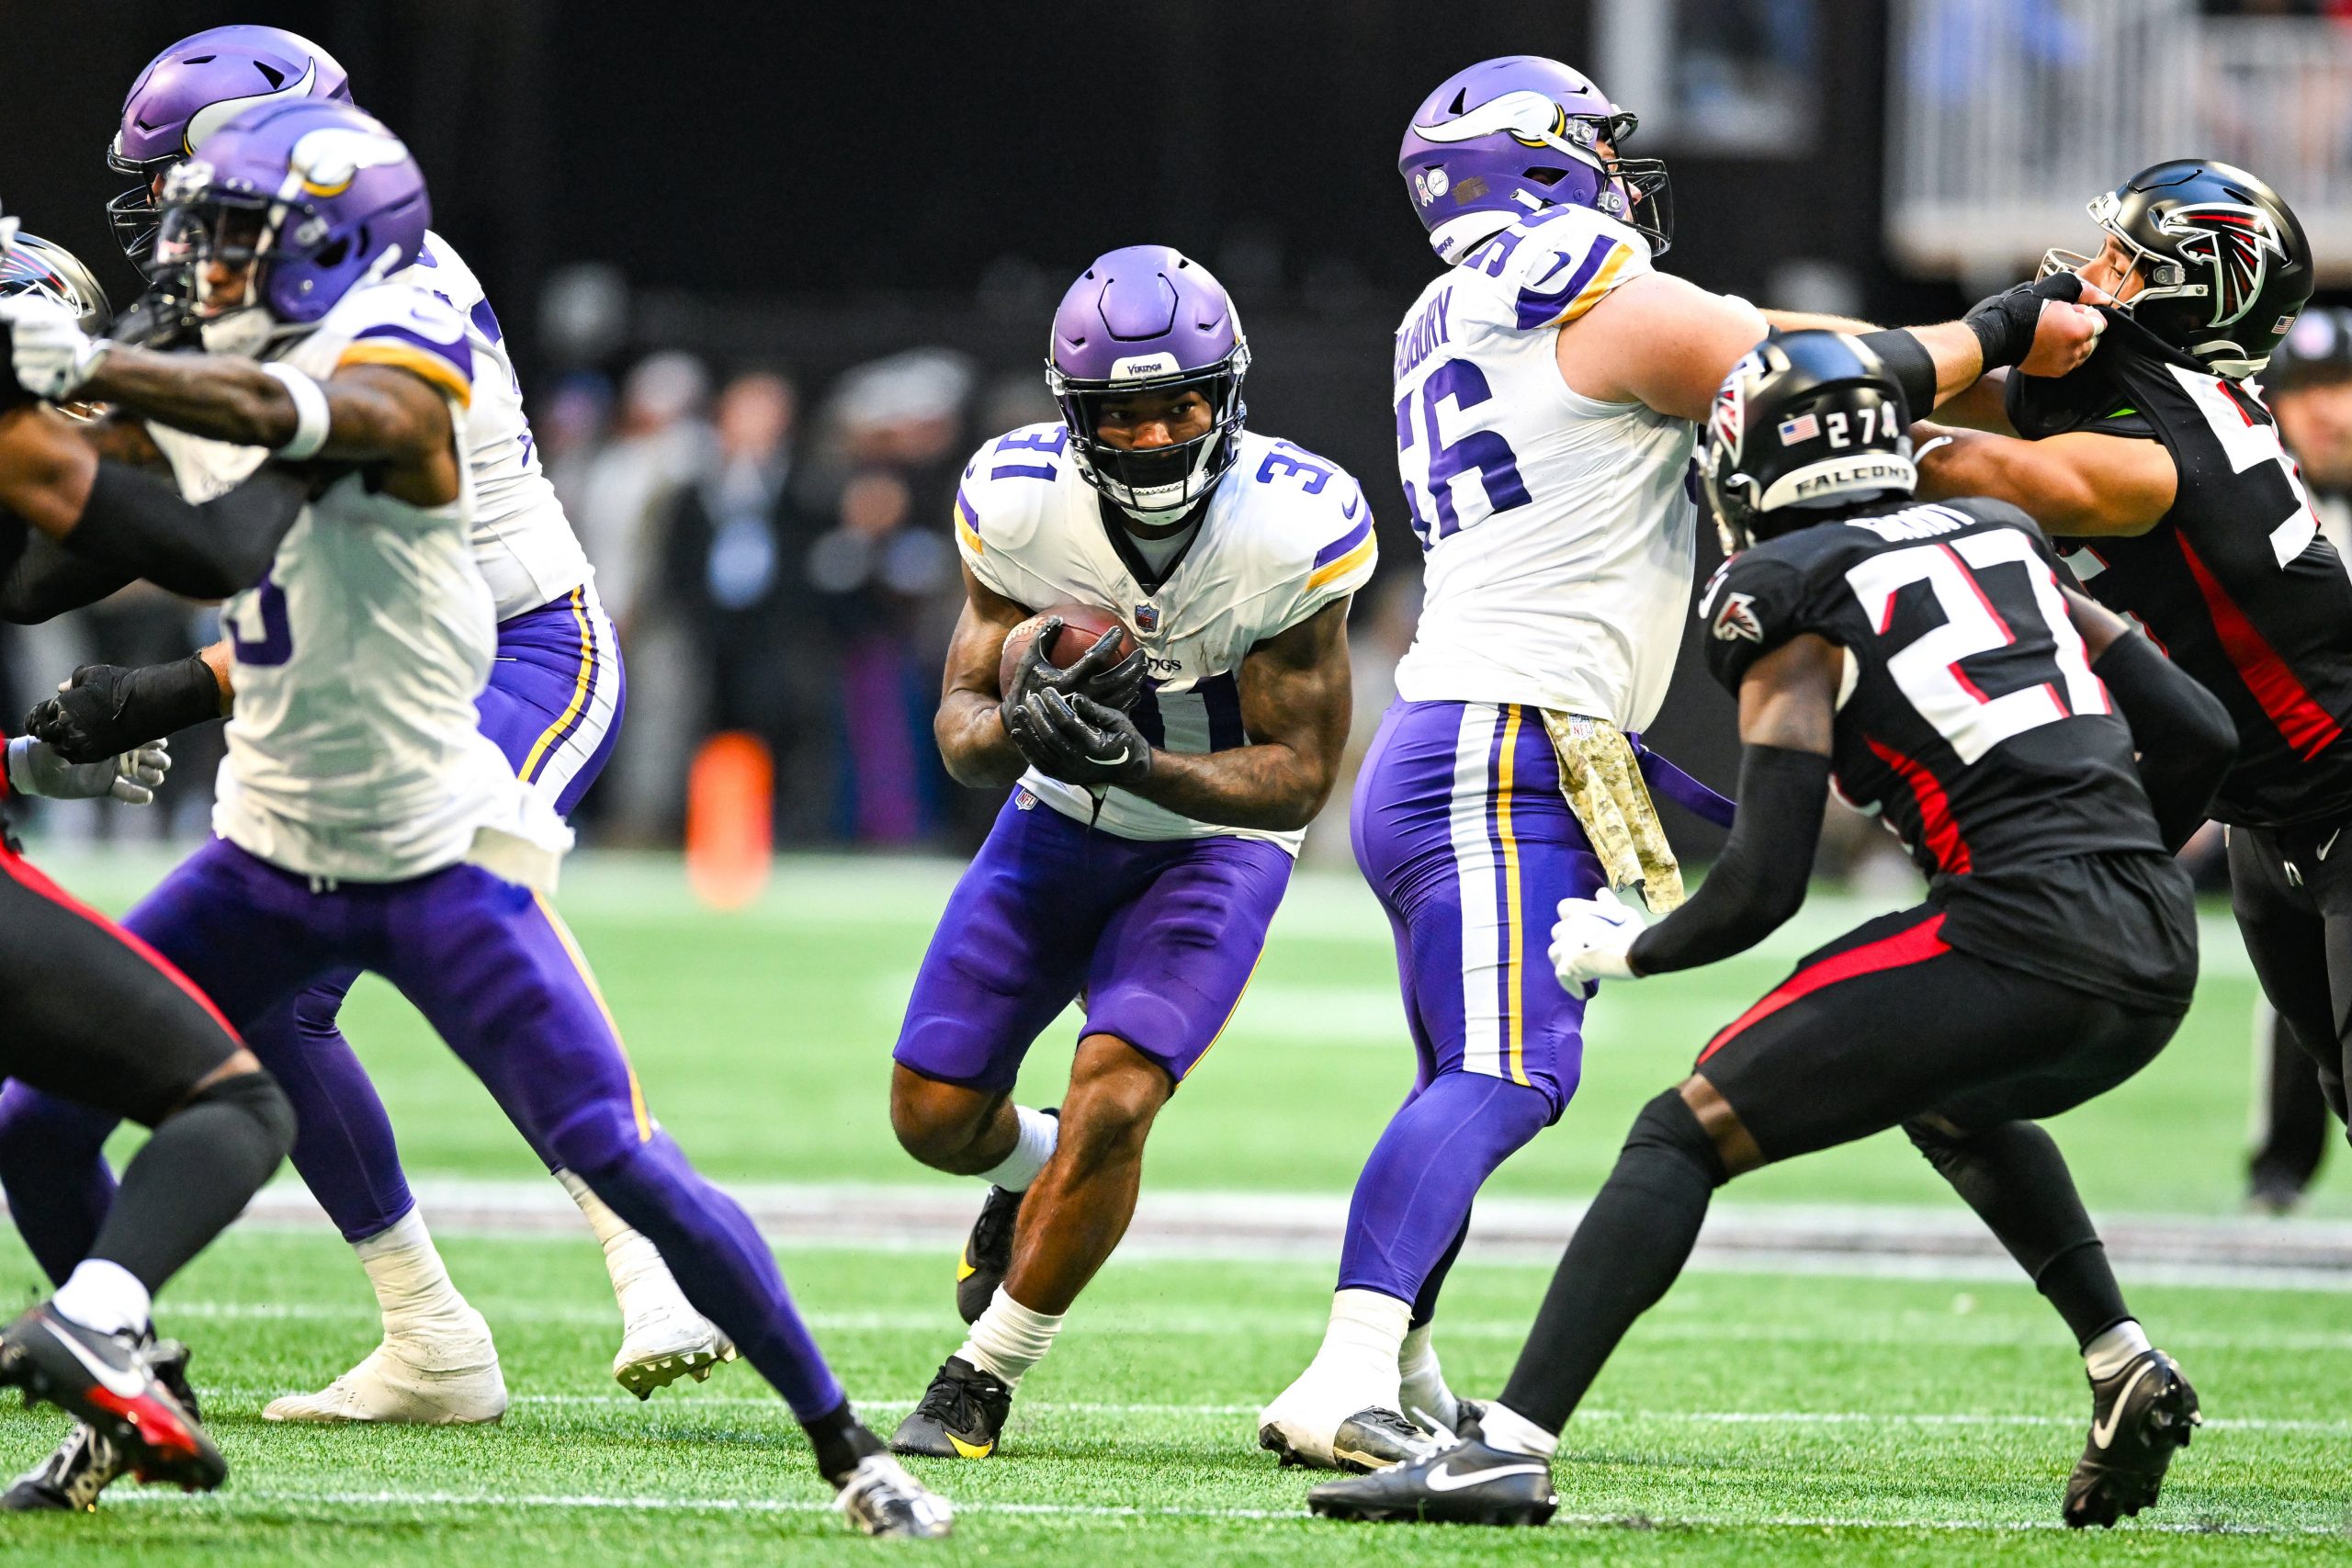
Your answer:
[1308,333,2234,1530]
[886,246,1374,1461]
[1260,53,2110,1471]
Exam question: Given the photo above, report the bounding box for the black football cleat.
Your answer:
[889,1357,1013,1460]
[956,1110,1055,1325]
[0,1306,224,1493]
[832,1451,955,1538]
[1,1424,121,1512]
[2064,1348,2200,1529]
[1308,1434,1558,1526]
[1331,1407,1434,1473]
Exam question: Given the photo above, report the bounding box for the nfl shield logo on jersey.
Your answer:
[1135,604,1159,633]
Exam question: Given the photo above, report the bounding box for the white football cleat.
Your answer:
[612,1298,737,1400]
[262,1327,508,1426]
[1257,1368,1359,1470]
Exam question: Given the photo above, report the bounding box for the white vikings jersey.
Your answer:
[149,233,590,624]
[1389,203,1699,731]
[955,424,1376,852]
[208,279,571,884]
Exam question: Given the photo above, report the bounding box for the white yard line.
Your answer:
[104,1485,2345,1535]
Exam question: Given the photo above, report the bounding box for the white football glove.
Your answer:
[1549,886,1645,990]
[6,734,170,806]
[2,295,110,400]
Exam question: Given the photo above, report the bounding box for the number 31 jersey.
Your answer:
[1700,498,2194,1010]
[954,423,1375,853]
[1388,203,1697,730]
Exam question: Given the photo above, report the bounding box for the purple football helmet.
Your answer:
[1046,245,1250,521]
[1398,56,1671,265]
[107,25,352,273]
[154,99,429,349]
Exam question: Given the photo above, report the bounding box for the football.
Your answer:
[999,603,1138,694]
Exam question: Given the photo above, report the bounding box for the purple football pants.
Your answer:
[0,592,625,1269]
[1337,699,1604,1310]
[0,835,842,1420]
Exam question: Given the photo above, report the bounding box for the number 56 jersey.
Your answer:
[1389,203,1697,730]
[1700,497,2195,1010]
[954,423,1376,852]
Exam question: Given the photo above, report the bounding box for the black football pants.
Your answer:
[1498,904,2182,1433]
[2230,819,2352,1138]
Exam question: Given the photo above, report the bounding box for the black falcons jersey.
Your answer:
[2008,315,2352,829]
[1700,497,2196,1009]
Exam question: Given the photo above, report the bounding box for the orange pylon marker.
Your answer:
[685,730,774,910]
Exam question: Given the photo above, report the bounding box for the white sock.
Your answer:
[1476,1400,1561,1460]
[556,1168,681,1314]
[977,1106,1058,1193]
[1397,1321,1459,1429]
[51,1260,151,1340]
[355,1207,481,1340]
[2083,1318,2152,1381]
[1306,1289,1410,1408]
[956,1286,1064,1389]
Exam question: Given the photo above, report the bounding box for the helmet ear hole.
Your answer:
[313,235,349,269]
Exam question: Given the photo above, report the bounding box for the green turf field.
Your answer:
[0,848,2345,1562]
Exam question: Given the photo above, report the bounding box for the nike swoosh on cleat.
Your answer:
[47,1325,148,1402]
[1424,1461,1548,1493]
[2091,1362,2156,1450]
[946,1434,994,1460]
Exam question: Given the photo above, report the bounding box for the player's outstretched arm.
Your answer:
[935,563,1038,790]
[2062,589,2235,851]
[1913,424,2176,536]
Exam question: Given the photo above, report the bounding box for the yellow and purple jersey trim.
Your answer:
[1306,499,1376,594]
[1514,238,1633,332]
[336,322,474,407]
[952,484,985,557]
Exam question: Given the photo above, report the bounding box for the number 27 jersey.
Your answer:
[1699,498,2194,1009]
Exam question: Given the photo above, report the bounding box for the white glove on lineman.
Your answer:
[1,295,110,400]
[6,735,170,806]
[1549,886,1645,989]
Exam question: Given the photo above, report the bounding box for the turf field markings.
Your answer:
[106,1487,2348,1535]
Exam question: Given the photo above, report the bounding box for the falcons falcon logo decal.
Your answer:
[1711,590,1764,644]
[2155,201,2287,329]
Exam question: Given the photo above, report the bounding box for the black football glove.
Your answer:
[27,655,221,764]
[1012,690,1152,789]
[1963,270,2090,371]
[1001,617,1148,716]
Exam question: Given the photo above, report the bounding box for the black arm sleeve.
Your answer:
[2092,631,2238,852]
[0,528,133,624]
[1627,744,1831,976]
[1857,328,1939,422]
[25,655,223,763]
[62,458,309,601]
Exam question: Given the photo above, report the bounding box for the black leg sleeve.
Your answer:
[88,1069,294,1295]
[1905,1118,2128,1346]
[1497,1091,1725,1432]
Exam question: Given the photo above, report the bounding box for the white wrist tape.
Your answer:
[262,363,332,460]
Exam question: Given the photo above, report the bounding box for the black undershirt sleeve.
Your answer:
[2091,630,2238,852]
[0,527,133,624]
[62,458,310,602]
[1856,328,1939,422]
[1628,743,1831,976]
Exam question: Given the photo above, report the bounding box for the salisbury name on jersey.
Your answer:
[955,423,1375,852]
[2007,314,2352,830]
[1390,200,1695,729]
[1701,496,2195,1009]
[209,277,571,885]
